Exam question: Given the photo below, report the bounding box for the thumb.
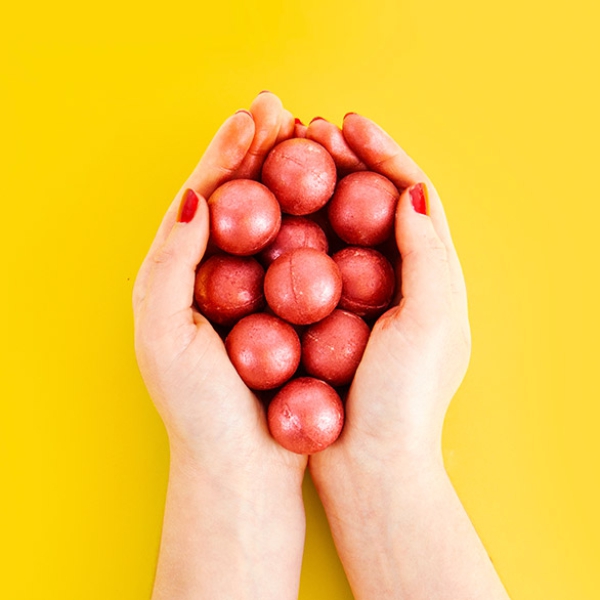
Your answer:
[141,189,209,325]
[394,183,453,321]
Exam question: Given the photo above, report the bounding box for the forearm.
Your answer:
[152,446,306,600]
[312,452,510,600]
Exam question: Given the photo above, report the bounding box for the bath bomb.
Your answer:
[267,377,344,454]
[264,247,342,325]
[225,313,301,390]
[261,138,337,215]
[194,254,265,326]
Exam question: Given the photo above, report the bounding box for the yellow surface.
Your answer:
[1,1,598,598]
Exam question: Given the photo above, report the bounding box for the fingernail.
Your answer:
[235,109,253,117]
[310,116,325,124]
[409,183,429,216]
[295,117,304,125]
[343,112,357,119]
[177,189,199,223]
[259,90,271,94]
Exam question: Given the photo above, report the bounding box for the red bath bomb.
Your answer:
[259,215,329,266]
[208,179,281,255]
[301,309,371,386]
[225,313,301,390]
[194,254,265,326]
[328,171,399,246]
[264,247,342,325]
[261,138,337,215]
[333,247,395,319]
[267,377,344,454]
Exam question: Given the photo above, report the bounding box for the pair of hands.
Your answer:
[133,91,470,480]
[133,91,472,597]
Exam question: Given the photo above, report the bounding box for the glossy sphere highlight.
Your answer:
[333,247,395,319]
[208,179,281,255]
[261,138,337,215]
[302,309,370,386]
[225,313,301,390]
[259,215,329,266]
[267,377,344,454]
[194,255,265,326]
[264,247,342,325]
[328,171,399,246]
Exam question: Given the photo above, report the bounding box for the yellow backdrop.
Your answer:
[1,1,598,598]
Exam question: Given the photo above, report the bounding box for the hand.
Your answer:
[307,115,509,600]
[134,93,308,600]
[133,92,303,477]
[309,112,471,475]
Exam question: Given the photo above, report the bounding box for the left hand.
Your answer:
[133,92,305,481]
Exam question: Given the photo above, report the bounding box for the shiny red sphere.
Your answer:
[194,254,265,326]
[208,179,281,255]
[225,313,301,390]
[333,247,395,319]
[267,377,344,454]
[301,309,370,386]
[264,247,342,325]
[261,138,337,215]
[259,215,329,266]
[328,171,399,246]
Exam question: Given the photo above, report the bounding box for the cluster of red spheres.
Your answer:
[194,136,400,454]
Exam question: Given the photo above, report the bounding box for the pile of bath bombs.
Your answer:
[194,136,400,455]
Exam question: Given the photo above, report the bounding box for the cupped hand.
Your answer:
[132,93,305,478]
[309,114,471,478]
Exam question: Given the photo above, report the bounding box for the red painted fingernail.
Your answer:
[235,109,253,117]
[295,117,304,125]
[409,183,429,216]
[310,116,326,124]
[259,90,271,94]
[343,112,357,119]
[177,189,199,223]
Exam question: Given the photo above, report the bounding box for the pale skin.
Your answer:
[133,92,510,599]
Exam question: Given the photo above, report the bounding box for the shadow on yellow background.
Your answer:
[1,1,598,598]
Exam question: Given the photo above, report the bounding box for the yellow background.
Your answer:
[1,0,598,598]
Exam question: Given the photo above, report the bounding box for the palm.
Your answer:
[183,314,306,471]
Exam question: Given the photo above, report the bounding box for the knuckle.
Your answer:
[426,235,449,262]
[152,245,176,266]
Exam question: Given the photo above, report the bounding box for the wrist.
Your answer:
[154,440,307,600]
[309,450,451,600]
[169,436,305,500]
[309,439,447,543]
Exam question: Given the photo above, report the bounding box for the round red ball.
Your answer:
[261,138,337,215]
[194,254,265,326]
[328,171,399,246]
[264,247,342,325]
[267,377,344,454]
[302,309,371,386]
[259,215,329,266]
[333,247,395,319]
[208,179,281,255]
[225,313,301,390]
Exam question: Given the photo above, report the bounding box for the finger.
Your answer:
[385,184,467,328]
[233,91,284,179]
[139,190,210,328]
[342,113,467,309]
[145,111,254,260]
[341,113,452,246]
[294,118,307,138]
[133,111,255,307]
[306,117,367,176]
[185,110,255,195]
[275,109,295,144]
